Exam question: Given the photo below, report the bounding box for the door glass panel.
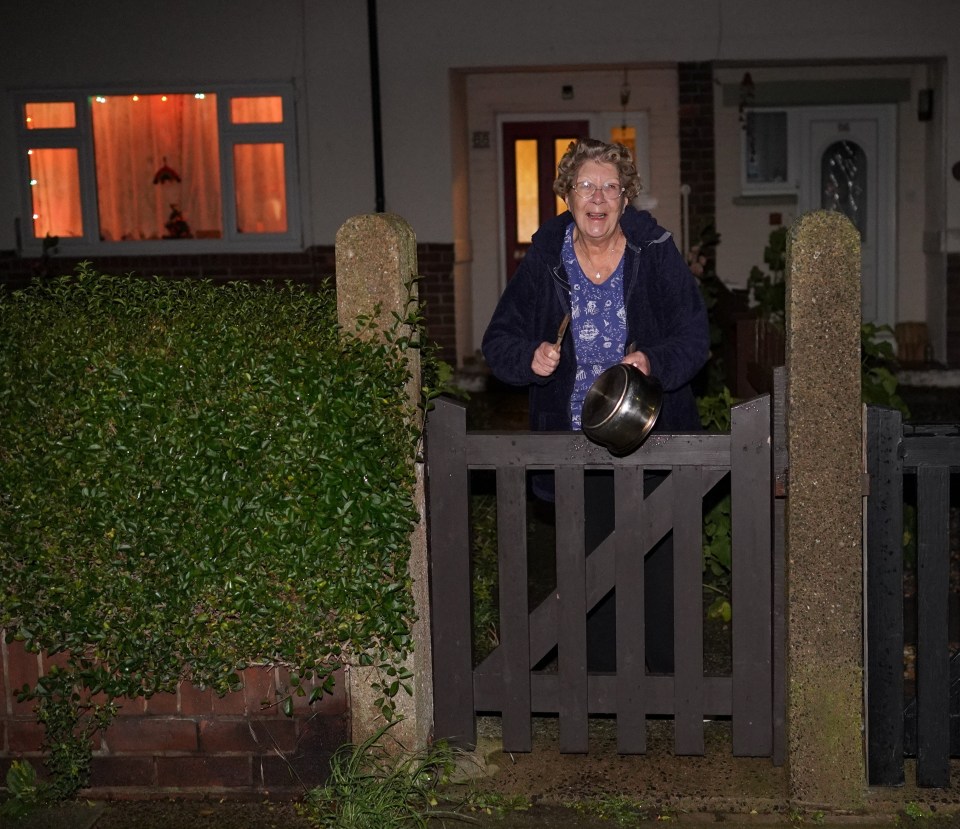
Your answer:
[820,140,867,242]
[234,142,287,233]
[28,148,83,238]
[553,138,574,215]
[25,102,76,130]
[502,120,589,280]
[609,125,636,159]
[515,139,539,242]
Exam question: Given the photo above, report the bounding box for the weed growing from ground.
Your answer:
[298,722,530,829]
[566,794,656,825]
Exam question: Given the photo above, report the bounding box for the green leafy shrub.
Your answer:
[746,226,787,328]
[861,321,910,417]
[0,264,424,797]
[697,227,912,627]
[1,760,44,820]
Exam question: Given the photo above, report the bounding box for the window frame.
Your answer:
[14,83,302,256]
[740,107,799,197]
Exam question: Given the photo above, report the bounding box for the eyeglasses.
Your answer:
[571,180,625,200]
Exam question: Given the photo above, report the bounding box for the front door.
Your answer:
[798,105,896,328]
[502,120,589,280]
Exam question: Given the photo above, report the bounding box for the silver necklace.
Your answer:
[576,232,622,281]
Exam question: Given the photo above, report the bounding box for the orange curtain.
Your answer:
[230,96,287,235]
[91,94,222,240]
[230,96,282,124]
[28,148,84,239]
[233,143,287,234]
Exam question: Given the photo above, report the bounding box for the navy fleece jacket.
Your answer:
[482,205,709,433]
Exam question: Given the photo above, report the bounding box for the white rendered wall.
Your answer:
[3,1,958,246]
[713,62,931,326]
[2,0,959,358]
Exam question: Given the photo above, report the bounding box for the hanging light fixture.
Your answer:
[611,69,634,149]
[620,68,631,129]
[153,156,181,185]
[738,71,755,129]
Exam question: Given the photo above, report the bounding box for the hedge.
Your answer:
[0,263,423,796]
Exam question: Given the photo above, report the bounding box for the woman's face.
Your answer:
[564,159,625,243]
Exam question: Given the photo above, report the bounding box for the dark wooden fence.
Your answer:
[866,407,960,787]
[426,394,783,758]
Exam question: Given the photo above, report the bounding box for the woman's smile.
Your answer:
[566,159,625,245]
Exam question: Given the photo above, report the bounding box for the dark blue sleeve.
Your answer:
[639,241,710,393]
[481,251,556,388]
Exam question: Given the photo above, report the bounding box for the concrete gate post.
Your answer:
[784,210,865,808]
[335,213,433,750]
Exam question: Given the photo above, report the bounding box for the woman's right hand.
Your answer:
[531,341,561,376]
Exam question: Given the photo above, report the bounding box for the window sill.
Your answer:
[733,193,798,206]
[20,235,305,259]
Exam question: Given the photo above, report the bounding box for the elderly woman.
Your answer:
[482,137,710,673]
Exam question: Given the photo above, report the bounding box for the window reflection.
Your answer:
[745,111,788,185]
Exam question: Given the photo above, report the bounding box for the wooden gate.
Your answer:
[426,393,784,758]
[866,407,960,787]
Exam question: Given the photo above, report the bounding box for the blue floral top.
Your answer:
[563,224,627,428]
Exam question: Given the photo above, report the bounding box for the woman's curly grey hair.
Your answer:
[553,138,642,200]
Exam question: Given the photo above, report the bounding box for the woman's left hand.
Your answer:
[622,350,651,375]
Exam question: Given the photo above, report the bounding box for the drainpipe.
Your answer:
[367,0,385,212]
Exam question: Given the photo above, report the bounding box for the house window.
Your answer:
[741,109,797,195]
[15,85,299,253]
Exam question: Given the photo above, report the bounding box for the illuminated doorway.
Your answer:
[501,120,588,280]
[797,105,895,329]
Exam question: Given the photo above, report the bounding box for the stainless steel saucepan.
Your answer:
[581,363,663,456]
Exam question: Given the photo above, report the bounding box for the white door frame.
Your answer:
[495,112,651,293]
[797,104,897,330]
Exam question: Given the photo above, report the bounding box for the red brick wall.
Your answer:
[416,243,457,364]
[677,62,717,247]
[0,241,457,364]
[0,639,349,798]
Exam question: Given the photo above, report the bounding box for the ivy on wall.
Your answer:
[0,264,422,797]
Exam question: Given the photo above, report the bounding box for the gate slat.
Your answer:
[615,464,647,753]
[772,369,788,767]
[497,464,531,752]
[473,671,733,715]
[865,405,905,786]
[674,465,705,755]
[731,395,773,756]
[916,464,951,787]
[471,468,728,677]
[426,399,476,747]
[556,465,588,753]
